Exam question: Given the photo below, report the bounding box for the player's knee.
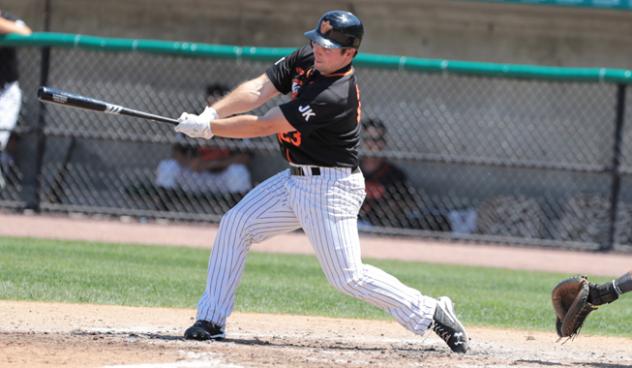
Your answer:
[218,210,233,230]
[220,206,247,228]
[218,207,255,241]
[329,274,365,297]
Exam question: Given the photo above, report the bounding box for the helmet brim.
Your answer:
[304,30,341,49]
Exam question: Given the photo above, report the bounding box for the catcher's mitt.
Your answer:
[551,275,598,338]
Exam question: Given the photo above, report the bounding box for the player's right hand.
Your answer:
[175,107,218,139]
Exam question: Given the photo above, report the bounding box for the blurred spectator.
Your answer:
[358,118,450,231]
[155,136,251,194]
[154,84,252,197]
[358,118,413,229]
[0,8,31,189]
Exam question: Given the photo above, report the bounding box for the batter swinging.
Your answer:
[175,10,469,353]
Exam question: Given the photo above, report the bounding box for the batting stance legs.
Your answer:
[193,167,437,337]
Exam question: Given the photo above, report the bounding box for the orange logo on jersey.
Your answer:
[291,67,315,100]
[277,131,302,147]
[320,20,333,35]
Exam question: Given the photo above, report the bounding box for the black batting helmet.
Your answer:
[304,10,363,49]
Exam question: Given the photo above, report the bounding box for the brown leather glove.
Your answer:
[551,275,598,338]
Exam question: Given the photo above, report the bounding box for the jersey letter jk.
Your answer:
[299,105,316,122]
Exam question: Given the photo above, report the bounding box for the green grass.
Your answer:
[1,236,630,336]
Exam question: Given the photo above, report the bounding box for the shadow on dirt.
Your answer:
[71,330,451,355]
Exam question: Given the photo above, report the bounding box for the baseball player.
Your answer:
[175,10,469,353]
[0,9,31,187]
[0,8,30,148]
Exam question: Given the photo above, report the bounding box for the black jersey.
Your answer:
[0,11,20,86]
[265,45,361,168]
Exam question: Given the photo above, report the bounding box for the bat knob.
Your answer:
[37,86,57,101]
[37,86,66,103]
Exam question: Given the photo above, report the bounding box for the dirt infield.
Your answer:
[2,301,632,368]
[2,212,632,367]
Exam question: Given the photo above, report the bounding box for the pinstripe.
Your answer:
[202,177,295,323]
[311,177,338,286]
[197,171,299,324]
[207,193,252,321]
[194,166,437,336]
[297,171,437,329]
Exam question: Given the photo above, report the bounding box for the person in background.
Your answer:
[154,137,251,195]
[359,118,453,232]
[359,117,429,230]
[155,84,252,196]
[0,9,31,189]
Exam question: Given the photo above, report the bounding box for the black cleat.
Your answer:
[184,320,225,341]
[432,296,469,353]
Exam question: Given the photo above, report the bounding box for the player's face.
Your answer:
[311,42,355,75]
[363,127,386,152]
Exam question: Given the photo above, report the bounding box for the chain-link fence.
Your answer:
[2,33,632,252]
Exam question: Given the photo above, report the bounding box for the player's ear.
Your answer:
[341,48,357,58]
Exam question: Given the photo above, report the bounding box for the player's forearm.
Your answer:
[212,115,276,139]
[0,18,31,35]
[212,75,276,118]
[175,102,290,140]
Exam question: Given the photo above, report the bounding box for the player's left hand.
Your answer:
[175,106,218,139]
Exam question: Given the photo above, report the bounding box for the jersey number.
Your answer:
[277,131,302,147]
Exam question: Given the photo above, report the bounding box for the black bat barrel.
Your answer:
[37,86,111,112]
[36,86,179,125]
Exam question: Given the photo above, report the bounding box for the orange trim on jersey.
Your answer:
[356,84,362,124]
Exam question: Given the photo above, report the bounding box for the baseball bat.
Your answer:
[37,86,179,125]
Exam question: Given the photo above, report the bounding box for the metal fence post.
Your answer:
[23,0,52,211]
[604,84,627,251]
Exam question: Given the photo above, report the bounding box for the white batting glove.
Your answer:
[175,106,218,139]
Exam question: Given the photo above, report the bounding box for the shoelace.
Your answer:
[433,323,454,344]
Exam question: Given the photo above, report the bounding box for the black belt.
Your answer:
[290,166,359,176]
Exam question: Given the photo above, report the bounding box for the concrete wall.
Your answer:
[4,0,632,68]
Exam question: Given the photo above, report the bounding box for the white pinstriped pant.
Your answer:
[196,166,437,335]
